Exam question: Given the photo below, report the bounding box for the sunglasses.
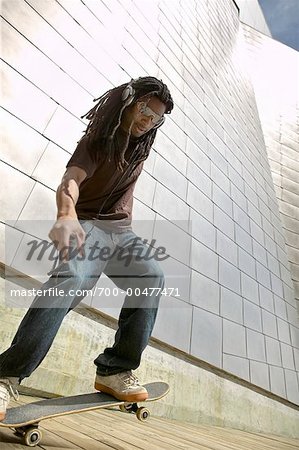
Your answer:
[137,102,165,126]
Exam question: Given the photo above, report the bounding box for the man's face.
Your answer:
[121,96,166,138]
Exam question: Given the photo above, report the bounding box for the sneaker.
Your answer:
[0,378,19,421]
[95,371,148,402]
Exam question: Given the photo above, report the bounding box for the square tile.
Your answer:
[223,319,246,357]
[216,230,238,266]
[190,270,220,314]
[269,366,286,397]
[284,369,299,404]
[153,296,193,352]
[244,299,262,332]
[241,273,259,304]
[214,206,234,240]
[223,354,250,381]
[265,336,282,366]
[250,360,270,390]
[191,239,218,282]
[247,329,266,362]
[220,287,243,324]
[190,209,216,251]
[262,309,278,339]
[280,343,295,370]
[191,307,222,367]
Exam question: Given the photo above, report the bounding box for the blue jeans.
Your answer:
[0,222,164,381]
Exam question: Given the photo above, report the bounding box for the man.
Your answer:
[0,76,174,420]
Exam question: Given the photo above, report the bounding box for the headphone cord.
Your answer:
[95,141,142,220]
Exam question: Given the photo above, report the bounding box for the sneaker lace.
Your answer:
[0,379,19,401]
[120,371,140,388]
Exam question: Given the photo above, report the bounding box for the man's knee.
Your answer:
[143,261,165,287]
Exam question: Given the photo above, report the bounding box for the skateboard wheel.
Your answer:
[136,407,150,422]
[23,427,42,447]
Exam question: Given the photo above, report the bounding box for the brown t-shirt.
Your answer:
[66,128,145,224]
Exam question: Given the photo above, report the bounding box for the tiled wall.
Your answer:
[242,24,299,304]
[1,0,298,404]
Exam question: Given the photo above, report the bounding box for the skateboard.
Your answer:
[0,382,169,447]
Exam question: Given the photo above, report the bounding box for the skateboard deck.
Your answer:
[0,382,169,447]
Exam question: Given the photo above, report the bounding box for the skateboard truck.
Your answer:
[119,402,151,421]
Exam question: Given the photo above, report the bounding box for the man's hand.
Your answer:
[50,166,88,262]
[48,217,86,262]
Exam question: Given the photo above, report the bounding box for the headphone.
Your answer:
[121,79,136,106]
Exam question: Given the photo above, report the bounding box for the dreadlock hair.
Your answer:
[80,76,174,171]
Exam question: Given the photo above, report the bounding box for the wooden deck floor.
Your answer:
[0,395,298,449]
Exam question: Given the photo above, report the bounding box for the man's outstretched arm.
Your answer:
[56,166,87,219]
[48,166,87,260]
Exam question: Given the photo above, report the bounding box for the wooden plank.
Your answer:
[84,408,299,450]
[80,415,204,450]
[87,408,229,450]
[208,426,299,450]
[115,414,231,450]
[244,430,299,448]
[0,422,83,450]
[0,430,30,449]
[40,419,119,450]
[40,446,80,450]
[79,410,219,450]
[118,414,298,450]
[33,425,86,450]
[53,413,167,450]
